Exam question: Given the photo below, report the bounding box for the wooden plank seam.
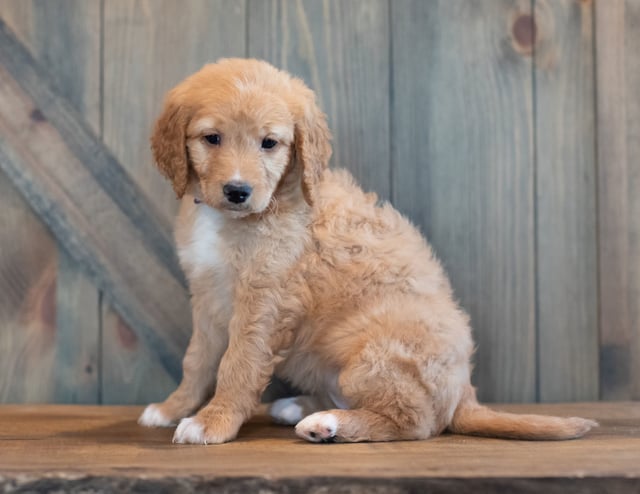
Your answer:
[0,19,185,289]
[0,18,188,382]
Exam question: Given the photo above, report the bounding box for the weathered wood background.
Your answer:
[0,0,637,405]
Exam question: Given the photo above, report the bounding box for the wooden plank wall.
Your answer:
[535,0,598,401]
[0,0,100,403]
[392,0,537,402]
[596,0,640,400]
[0,0,637,404]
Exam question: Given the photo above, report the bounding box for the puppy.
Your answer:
[138,58,596,444]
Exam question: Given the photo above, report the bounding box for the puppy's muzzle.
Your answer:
[223,182,252,204]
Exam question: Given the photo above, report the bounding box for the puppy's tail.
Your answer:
[449,387,598,440]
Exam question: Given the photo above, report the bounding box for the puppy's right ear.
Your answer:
[150,90,189,198]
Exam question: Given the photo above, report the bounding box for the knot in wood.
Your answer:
[30,108,46,122]
[512,14,537,55]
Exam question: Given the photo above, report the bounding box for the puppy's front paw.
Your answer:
[138,404,175,428]
[295,412,338,443]
[173,417,206,444]
[172,414,240,445]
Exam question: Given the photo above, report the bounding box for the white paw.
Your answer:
[270,397,305,425]
[138,404,174,427]
[295,412,338,443]
[173,417,206,444]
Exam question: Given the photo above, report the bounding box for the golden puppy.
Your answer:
[138,58,596,444]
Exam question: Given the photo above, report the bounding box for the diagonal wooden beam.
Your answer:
[0,18,189,380]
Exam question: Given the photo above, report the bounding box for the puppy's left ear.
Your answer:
[150,89,190,198]
[293,82,332,206]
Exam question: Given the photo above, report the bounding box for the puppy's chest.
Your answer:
[177,206,293,290]
[178,206,230,279]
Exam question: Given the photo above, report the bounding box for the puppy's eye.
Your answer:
[204,134,221,145]
[261,138,278,150]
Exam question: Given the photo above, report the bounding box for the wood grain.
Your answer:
[534,0,598,401]
[0,0,96,403]
[0,16,183,287]
[1,0,102,404]
[248,0,391,199]
[54,253,100,404]
[0,181,56,402]
[100,305,176,405]
[0,18,191,384]
[595,0,640,400]
[0,403,637,493]
[0,3,56,403]
[391,0,536,402]
[101,0,246,403]
[0,0,101,133]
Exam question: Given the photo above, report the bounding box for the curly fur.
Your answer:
[139,58,597,444]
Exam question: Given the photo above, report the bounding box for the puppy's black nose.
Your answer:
[223,182,252,204]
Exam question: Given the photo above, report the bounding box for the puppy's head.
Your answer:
[151,58,331,217]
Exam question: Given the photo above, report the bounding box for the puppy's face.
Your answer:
[151,59,332,217]
[186,94,294,217]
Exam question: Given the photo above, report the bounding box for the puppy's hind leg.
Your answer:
[296,350,438,443]
[296,408,411,443]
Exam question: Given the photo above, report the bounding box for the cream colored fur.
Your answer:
[138,58,597,444]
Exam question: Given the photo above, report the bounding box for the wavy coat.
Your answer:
[139,59,596,444]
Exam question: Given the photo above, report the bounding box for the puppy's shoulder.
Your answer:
[316,169,377,211]
[314,168,404,230]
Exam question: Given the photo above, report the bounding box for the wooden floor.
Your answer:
[0,403,638,493]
